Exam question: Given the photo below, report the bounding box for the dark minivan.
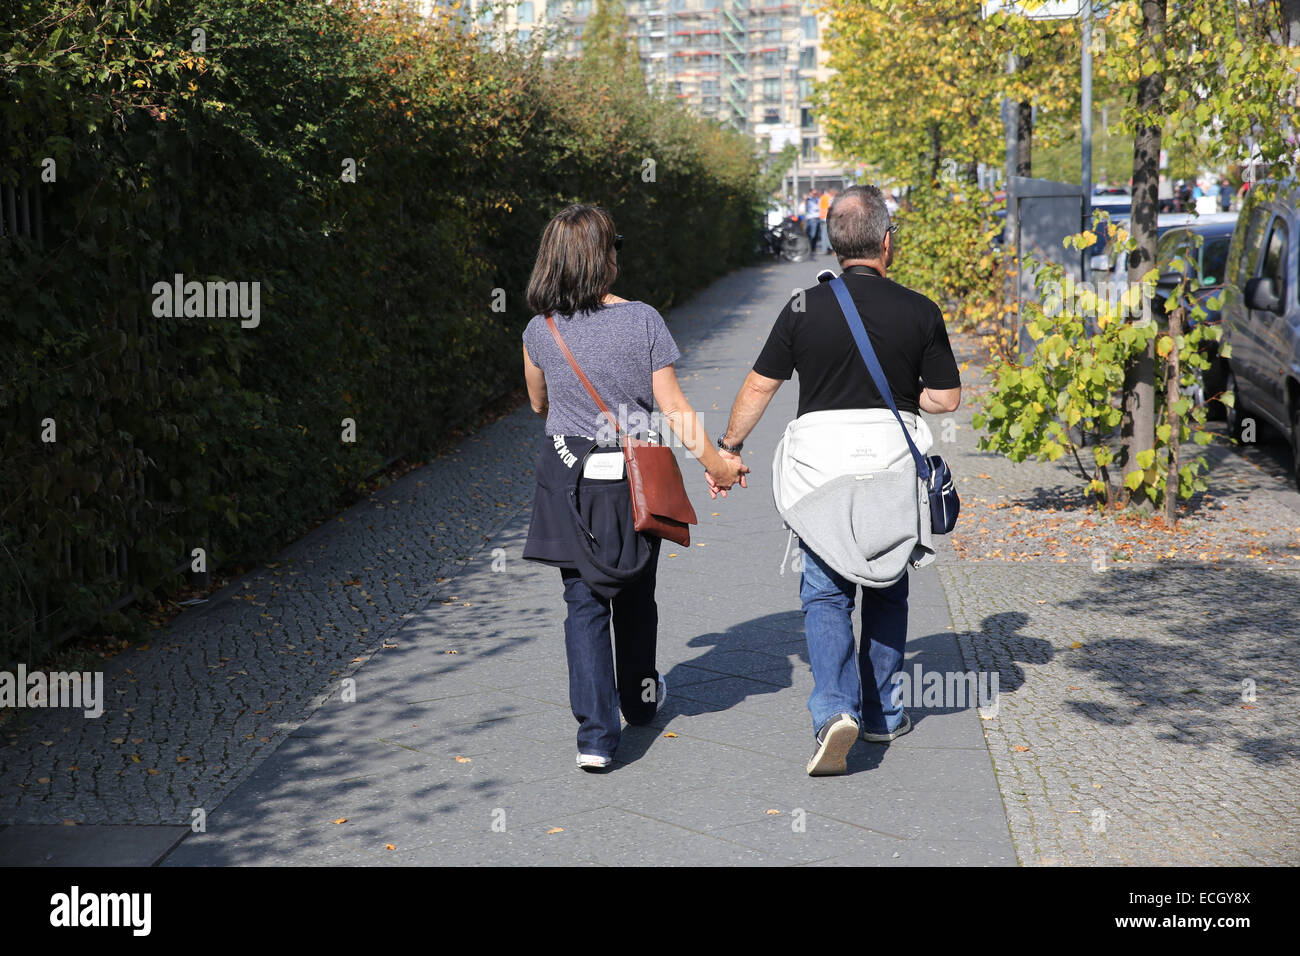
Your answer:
[1219,180,1300,486]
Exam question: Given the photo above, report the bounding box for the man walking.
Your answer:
[711,186,961,775]
[803,190,823,257]
[818,188,835,253]
[1218,178,1234,212]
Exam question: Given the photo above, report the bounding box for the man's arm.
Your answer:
[721,370,784,447]
[919,386,961,414]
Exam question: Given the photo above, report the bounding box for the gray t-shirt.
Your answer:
[523,301,681,439]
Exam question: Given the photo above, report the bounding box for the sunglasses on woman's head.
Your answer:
[614,234,623,251]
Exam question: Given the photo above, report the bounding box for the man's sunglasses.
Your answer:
[886,222,900,236]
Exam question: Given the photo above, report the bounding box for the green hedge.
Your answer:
[0,0,763,663]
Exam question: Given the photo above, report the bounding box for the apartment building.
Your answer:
[465,0,847,189]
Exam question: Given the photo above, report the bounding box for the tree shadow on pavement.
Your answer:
[956,611,1054,697]
[1049,565,1300,765]
[609,610,805,771]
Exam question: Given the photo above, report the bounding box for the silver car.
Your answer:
[1219,181,1300,486]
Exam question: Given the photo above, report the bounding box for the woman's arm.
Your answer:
[652,363,748,496]
[523,344,548,417]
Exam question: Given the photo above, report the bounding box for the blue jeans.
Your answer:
[799,543,909,736]
[560,552,660,758]
[805,217,822,250]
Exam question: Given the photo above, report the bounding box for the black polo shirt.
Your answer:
[752,265,961,417]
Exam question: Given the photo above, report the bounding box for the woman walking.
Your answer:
[520,204,747,771]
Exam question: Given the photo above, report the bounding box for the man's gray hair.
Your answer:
[826,185,891,261]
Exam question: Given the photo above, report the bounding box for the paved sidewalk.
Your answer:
[936,333,1300,865]
[1,259,1014,866]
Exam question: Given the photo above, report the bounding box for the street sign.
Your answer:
[756,124,799,152]
[982,1,1084,18]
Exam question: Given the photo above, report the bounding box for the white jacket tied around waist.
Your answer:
[772,408,936,588]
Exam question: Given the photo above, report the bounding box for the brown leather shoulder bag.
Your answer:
[546,313,697,547]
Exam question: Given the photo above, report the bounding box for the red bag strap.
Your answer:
[546,313,622,438]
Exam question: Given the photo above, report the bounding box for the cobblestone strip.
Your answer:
[0,413,546,824]
[939,333,1300,865]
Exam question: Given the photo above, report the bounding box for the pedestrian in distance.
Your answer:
[1158,173,1172,213]
[804,190,823,257]
[818,188,835,253]
[1218,178,1234,212]
[520,204,748,772]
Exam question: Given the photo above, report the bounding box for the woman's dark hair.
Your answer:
[526,204,619,316]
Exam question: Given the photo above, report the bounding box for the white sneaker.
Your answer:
[806,713,859,776]
[576,753,612,771]
[861,711,912,743]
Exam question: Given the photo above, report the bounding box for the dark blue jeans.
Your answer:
[560,549,660,758]
[805,217,822,251]
[799,543,909,737]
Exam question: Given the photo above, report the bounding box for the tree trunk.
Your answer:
[1120,0,1166,503]
[928,123,942,184]
[1016,100,1033,178]
[1280,0,1300,45]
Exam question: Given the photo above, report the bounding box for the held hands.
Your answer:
[706,450,750,500]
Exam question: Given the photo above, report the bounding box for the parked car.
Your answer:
[1153,214,1238,411]
[1088,211,1237,280]
[1219,180,1300,486]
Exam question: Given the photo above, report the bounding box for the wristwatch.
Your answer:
[717,436,744,454]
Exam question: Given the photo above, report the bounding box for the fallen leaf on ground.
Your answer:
[765,809,780,815]
[663,732,678,738]
[332,818,347,825]
[547,827,563,835]
[1012,745,1030,752]
[455,755,472,763]
[385,843,396,851]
